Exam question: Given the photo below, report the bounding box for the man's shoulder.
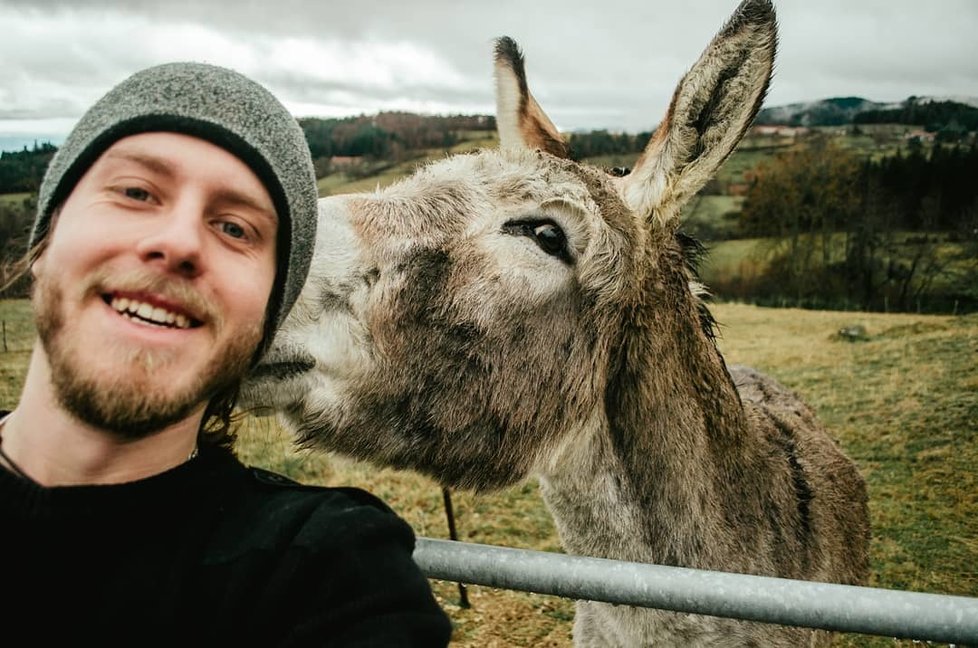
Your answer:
[235,464,408,541]
[245,465,395,514]
[208,462,415,559]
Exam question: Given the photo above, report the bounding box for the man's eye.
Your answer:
[220,221,248,239]
[123,187,152,202]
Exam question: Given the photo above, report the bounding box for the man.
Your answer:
[0,62,452,646]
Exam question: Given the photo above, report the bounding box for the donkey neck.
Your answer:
[539,261,750,567]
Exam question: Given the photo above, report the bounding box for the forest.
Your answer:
[724,138,978,313]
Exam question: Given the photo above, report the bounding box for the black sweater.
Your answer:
[0,437,452,647]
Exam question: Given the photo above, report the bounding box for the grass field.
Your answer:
[317,134,498,197]
[1,297,974,646]
[681,194,745,239]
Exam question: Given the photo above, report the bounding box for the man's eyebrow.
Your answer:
[212,189,279,225]
[101,150,277,224]
[102,150,177,178]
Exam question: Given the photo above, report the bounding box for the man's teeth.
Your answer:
[110,297,191,329]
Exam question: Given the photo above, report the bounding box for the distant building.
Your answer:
[751,125,810,138]
[904,130,936,143]
[329,155,364,167]
[727,182,751,196]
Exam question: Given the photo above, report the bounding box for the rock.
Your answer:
[834,324,869,342]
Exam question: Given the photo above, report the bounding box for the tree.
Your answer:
[739,139,863,303]
[736,138,978,312]
[0,193,35,297]
[0,142,58,193]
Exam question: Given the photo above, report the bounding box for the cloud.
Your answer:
[1,0,976,150]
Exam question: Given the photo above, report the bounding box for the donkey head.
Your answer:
[241,0,777,490]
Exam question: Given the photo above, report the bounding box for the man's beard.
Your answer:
[33,267,264,440]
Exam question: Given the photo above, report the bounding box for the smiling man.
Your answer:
[0,62,451,646]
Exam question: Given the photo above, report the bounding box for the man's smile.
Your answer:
[101,291,205,331]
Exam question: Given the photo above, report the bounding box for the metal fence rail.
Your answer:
[414,538,978,645]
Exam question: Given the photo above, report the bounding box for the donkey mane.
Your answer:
[677,231,720,344]
[597,162,719,345]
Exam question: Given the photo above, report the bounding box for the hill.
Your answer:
[757,96,978,129]
[757,97,895,127]
[4,107,976,312]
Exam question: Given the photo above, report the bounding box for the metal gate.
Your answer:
[414,538,978,645]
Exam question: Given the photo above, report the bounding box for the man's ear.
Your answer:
[30,207,60,278]
[31,251,45,279]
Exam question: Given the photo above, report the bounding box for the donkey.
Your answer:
[241,0,870,644]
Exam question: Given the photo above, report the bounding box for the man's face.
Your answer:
[32,132,278,438]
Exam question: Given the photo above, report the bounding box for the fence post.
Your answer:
[441,488,470,608]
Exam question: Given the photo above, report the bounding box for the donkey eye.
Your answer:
[532,223,567,257]
[502,219,573,264]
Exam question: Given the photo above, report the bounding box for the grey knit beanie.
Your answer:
[34,62,318,360]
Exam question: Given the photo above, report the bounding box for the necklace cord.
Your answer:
[0,412,33,481]
[0,434,32,481]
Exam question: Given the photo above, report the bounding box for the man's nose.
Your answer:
[135,200,207,277]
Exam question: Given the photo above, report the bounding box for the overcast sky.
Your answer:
[2,0,976,152]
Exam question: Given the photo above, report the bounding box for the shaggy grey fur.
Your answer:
[243,1,870,644]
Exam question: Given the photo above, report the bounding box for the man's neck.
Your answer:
[2,346,204,487]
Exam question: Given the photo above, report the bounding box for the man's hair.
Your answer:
[0,249,36,297]
[200,383,241,449]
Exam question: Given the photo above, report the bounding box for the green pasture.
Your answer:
[699,236,770,280]
[449,132,498,153]
[699,234,977,309]
[1,297,975,647]
[317,134,497,197]
[681,194,745,239]
[0,192,31,207]
[719,146,785,185]
[317,163,419,197]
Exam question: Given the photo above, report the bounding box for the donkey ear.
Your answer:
[493,37,570,158]
[623,0,777,226]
